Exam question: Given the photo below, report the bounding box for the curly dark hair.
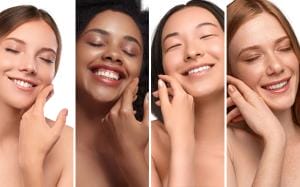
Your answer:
[76,0,148,121]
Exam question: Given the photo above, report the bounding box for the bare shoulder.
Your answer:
[46,119,73,161]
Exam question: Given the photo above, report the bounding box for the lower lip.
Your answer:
[264,80,290,94]
[91,73,122,87]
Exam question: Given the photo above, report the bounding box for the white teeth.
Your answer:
[95,69,119,80]
[266,81,287,90]
[188,65,211,75]
[13,79,33,88]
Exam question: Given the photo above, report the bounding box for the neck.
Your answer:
[193,91,224,146]
[273,108,299,140]
[76,97,115,153]
[0,101,22,142]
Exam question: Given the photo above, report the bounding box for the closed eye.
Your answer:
[123,50,136,57]
[200,34,216,39]
[5,48,20,54]
[166,44,182,52]
[244,55,260,63]
[87,42,104,47]
[40,57,55,64]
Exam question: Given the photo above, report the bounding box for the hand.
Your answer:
[227,75,285,141]
[101,78,149,154]
[19,85,67,165]
[153,75,195,143]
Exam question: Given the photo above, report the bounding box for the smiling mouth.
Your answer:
[183,64,214,76]
[8,77,37,88]
[262,78,290,93]
[93,69,120,80]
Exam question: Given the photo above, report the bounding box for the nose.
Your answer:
[184,42,204,62]
[18,55,37,75]
[101,44,123,65]
[265,53,284,76]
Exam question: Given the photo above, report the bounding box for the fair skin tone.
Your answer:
[152,7,224,187]
[0,20,72,187]
[228,13,300,187]
[76,10,148,187]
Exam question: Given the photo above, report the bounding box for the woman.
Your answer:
[0,5,72,187]
[227,0,300,186]
[151,0,224,186]
[76,1,149,186]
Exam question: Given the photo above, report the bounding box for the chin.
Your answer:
[185,83,224,99]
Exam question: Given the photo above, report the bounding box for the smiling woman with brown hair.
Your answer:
[227,0,300,186]
[0,5,72,187]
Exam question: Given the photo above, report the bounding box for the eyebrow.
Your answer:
[84,28,142,49]
[237,35,290,57]
[162,22,218,44]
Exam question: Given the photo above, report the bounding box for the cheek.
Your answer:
[206,39,224,61]
[76,42,101,66]
[232,64,263,89]
[162,53,182,75]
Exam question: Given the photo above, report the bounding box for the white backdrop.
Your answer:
[0,1,75,127]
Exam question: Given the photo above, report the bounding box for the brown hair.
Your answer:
[0,5,62,74]
[227,0,300,124]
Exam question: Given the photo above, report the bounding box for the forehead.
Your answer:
[230,13,287,49]
[85,10,142,43]
[2,20,57,50]
[162,6,221,37]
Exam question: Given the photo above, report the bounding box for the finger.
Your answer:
[33,85,54,114]
[158,75,184,96]
[120,79,139,115]
[155,100,161,106]
[158,79,170,109]
[228,84,250,112]
[227,75,259,104]
[227,107,242,124]
[52,108,67,137]
[142,93,149,126]
[227,97,235,108]
[153,87,174,98]
[232,115,244,123]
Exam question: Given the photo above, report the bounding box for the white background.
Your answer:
[0,1,75,127]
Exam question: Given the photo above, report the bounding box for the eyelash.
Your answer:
[200,34,216,39]
[166,44,182,52]
[244,55,260,63]
[123,50,136,57]
[40,57,55,64]
[278,45,292,52]
[5,48,19,54]
[87,42,104,47]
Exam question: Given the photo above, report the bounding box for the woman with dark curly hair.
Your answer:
[76,0,149,186]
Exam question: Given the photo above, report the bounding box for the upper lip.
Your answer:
[181,63,215,75]
[88,64,127,79]
[261,77,291,88]
[8,76,38,87]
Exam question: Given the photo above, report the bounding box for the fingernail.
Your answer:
[158,79,165,88]
[228,85,235,93]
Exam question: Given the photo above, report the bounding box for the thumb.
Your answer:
[52,108,68,137]
[142,93,149,126]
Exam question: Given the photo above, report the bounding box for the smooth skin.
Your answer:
[227,13,300,187]
[152,7,224,187]
[0,20,72,187]
[76,10,148,187]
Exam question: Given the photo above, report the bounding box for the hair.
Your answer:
[227,0,300,124]
[151,0,224,121]
[76,0,148,121]
[0,5,62,74]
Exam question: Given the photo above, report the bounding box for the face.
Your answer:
[76,10,143,103]
[161,7,224,98]
[229,13,299,111]
[0,20,57,109]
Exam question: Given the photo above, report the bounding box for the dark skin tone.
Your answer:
[76,10,148,187]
